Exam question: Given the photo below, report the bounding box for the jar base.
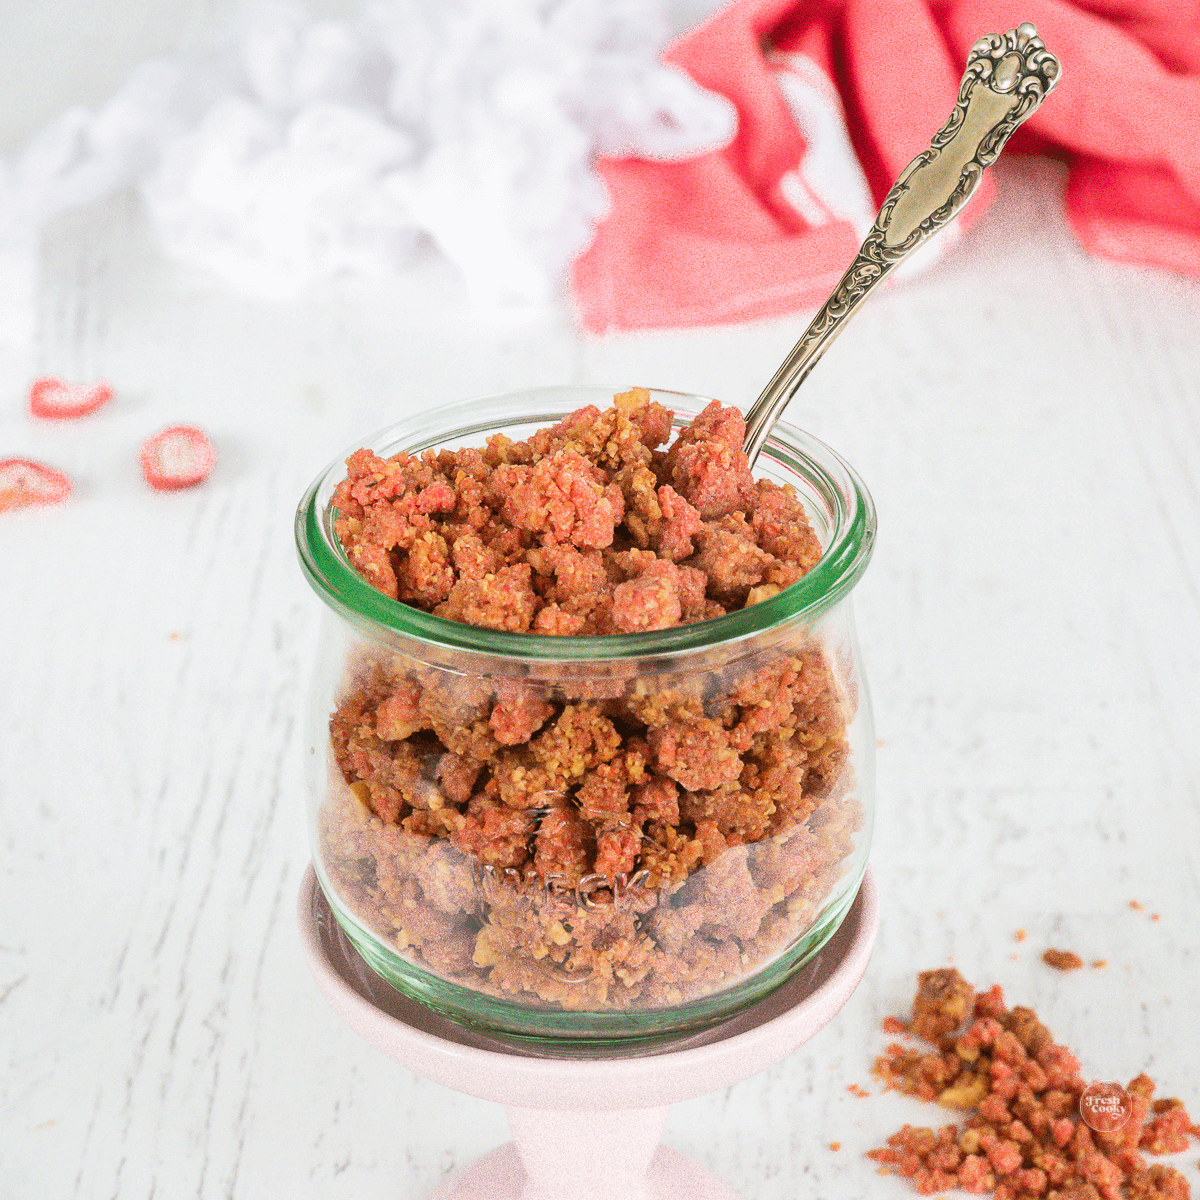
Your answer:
[299,862,879,1194]
[317,860,867,1053]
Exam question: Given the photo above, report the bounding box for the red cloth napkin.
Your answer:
[571,0,1200,333]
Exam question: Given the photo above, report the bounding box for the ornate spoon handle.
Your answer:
[742,22,1061,465]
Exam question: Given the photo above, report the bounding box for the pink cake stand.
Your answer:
[299,865,878,1200]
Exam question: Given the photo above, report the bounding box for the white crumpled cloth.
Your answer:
[0,0,736,348]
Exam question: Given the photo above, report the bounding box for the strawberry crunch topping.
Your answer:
[332,389,822,633]
[1043,949,1085,971]
[869,969,1200,1200]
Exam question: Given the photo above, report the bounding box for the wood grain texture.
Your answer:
[2,156,1198,1199]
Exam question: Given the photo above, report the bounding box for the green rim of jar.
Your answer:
[295,386,875,658]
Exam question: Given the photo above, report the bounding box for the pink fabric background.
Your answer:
[571,0,1200,332]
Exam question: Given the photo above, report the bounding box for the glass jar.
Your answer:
[295,385,875,1050]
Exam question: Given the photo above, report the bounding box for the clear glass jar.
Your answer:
[295,386,876,1050]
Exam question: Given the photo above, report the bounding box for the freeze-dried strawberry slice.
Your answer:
[0,458,73,511]
[139,425,216,491]
[28,376,114,419]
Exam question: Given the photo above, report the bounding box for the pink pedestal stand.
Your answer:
[299,865,878,1200]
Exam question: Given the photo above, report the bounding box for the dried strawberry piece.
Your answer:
[28,376,113,419]
[0,458,72,511]
[139,425,216,491]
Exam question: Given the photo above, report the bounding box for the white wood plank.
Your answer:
[2,155,1198,1200]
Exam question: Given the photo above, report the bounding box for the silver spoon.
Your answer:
[743,22,1061,465]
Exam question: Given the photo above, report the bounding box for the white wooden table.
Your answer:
[2,151,1198,1198]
